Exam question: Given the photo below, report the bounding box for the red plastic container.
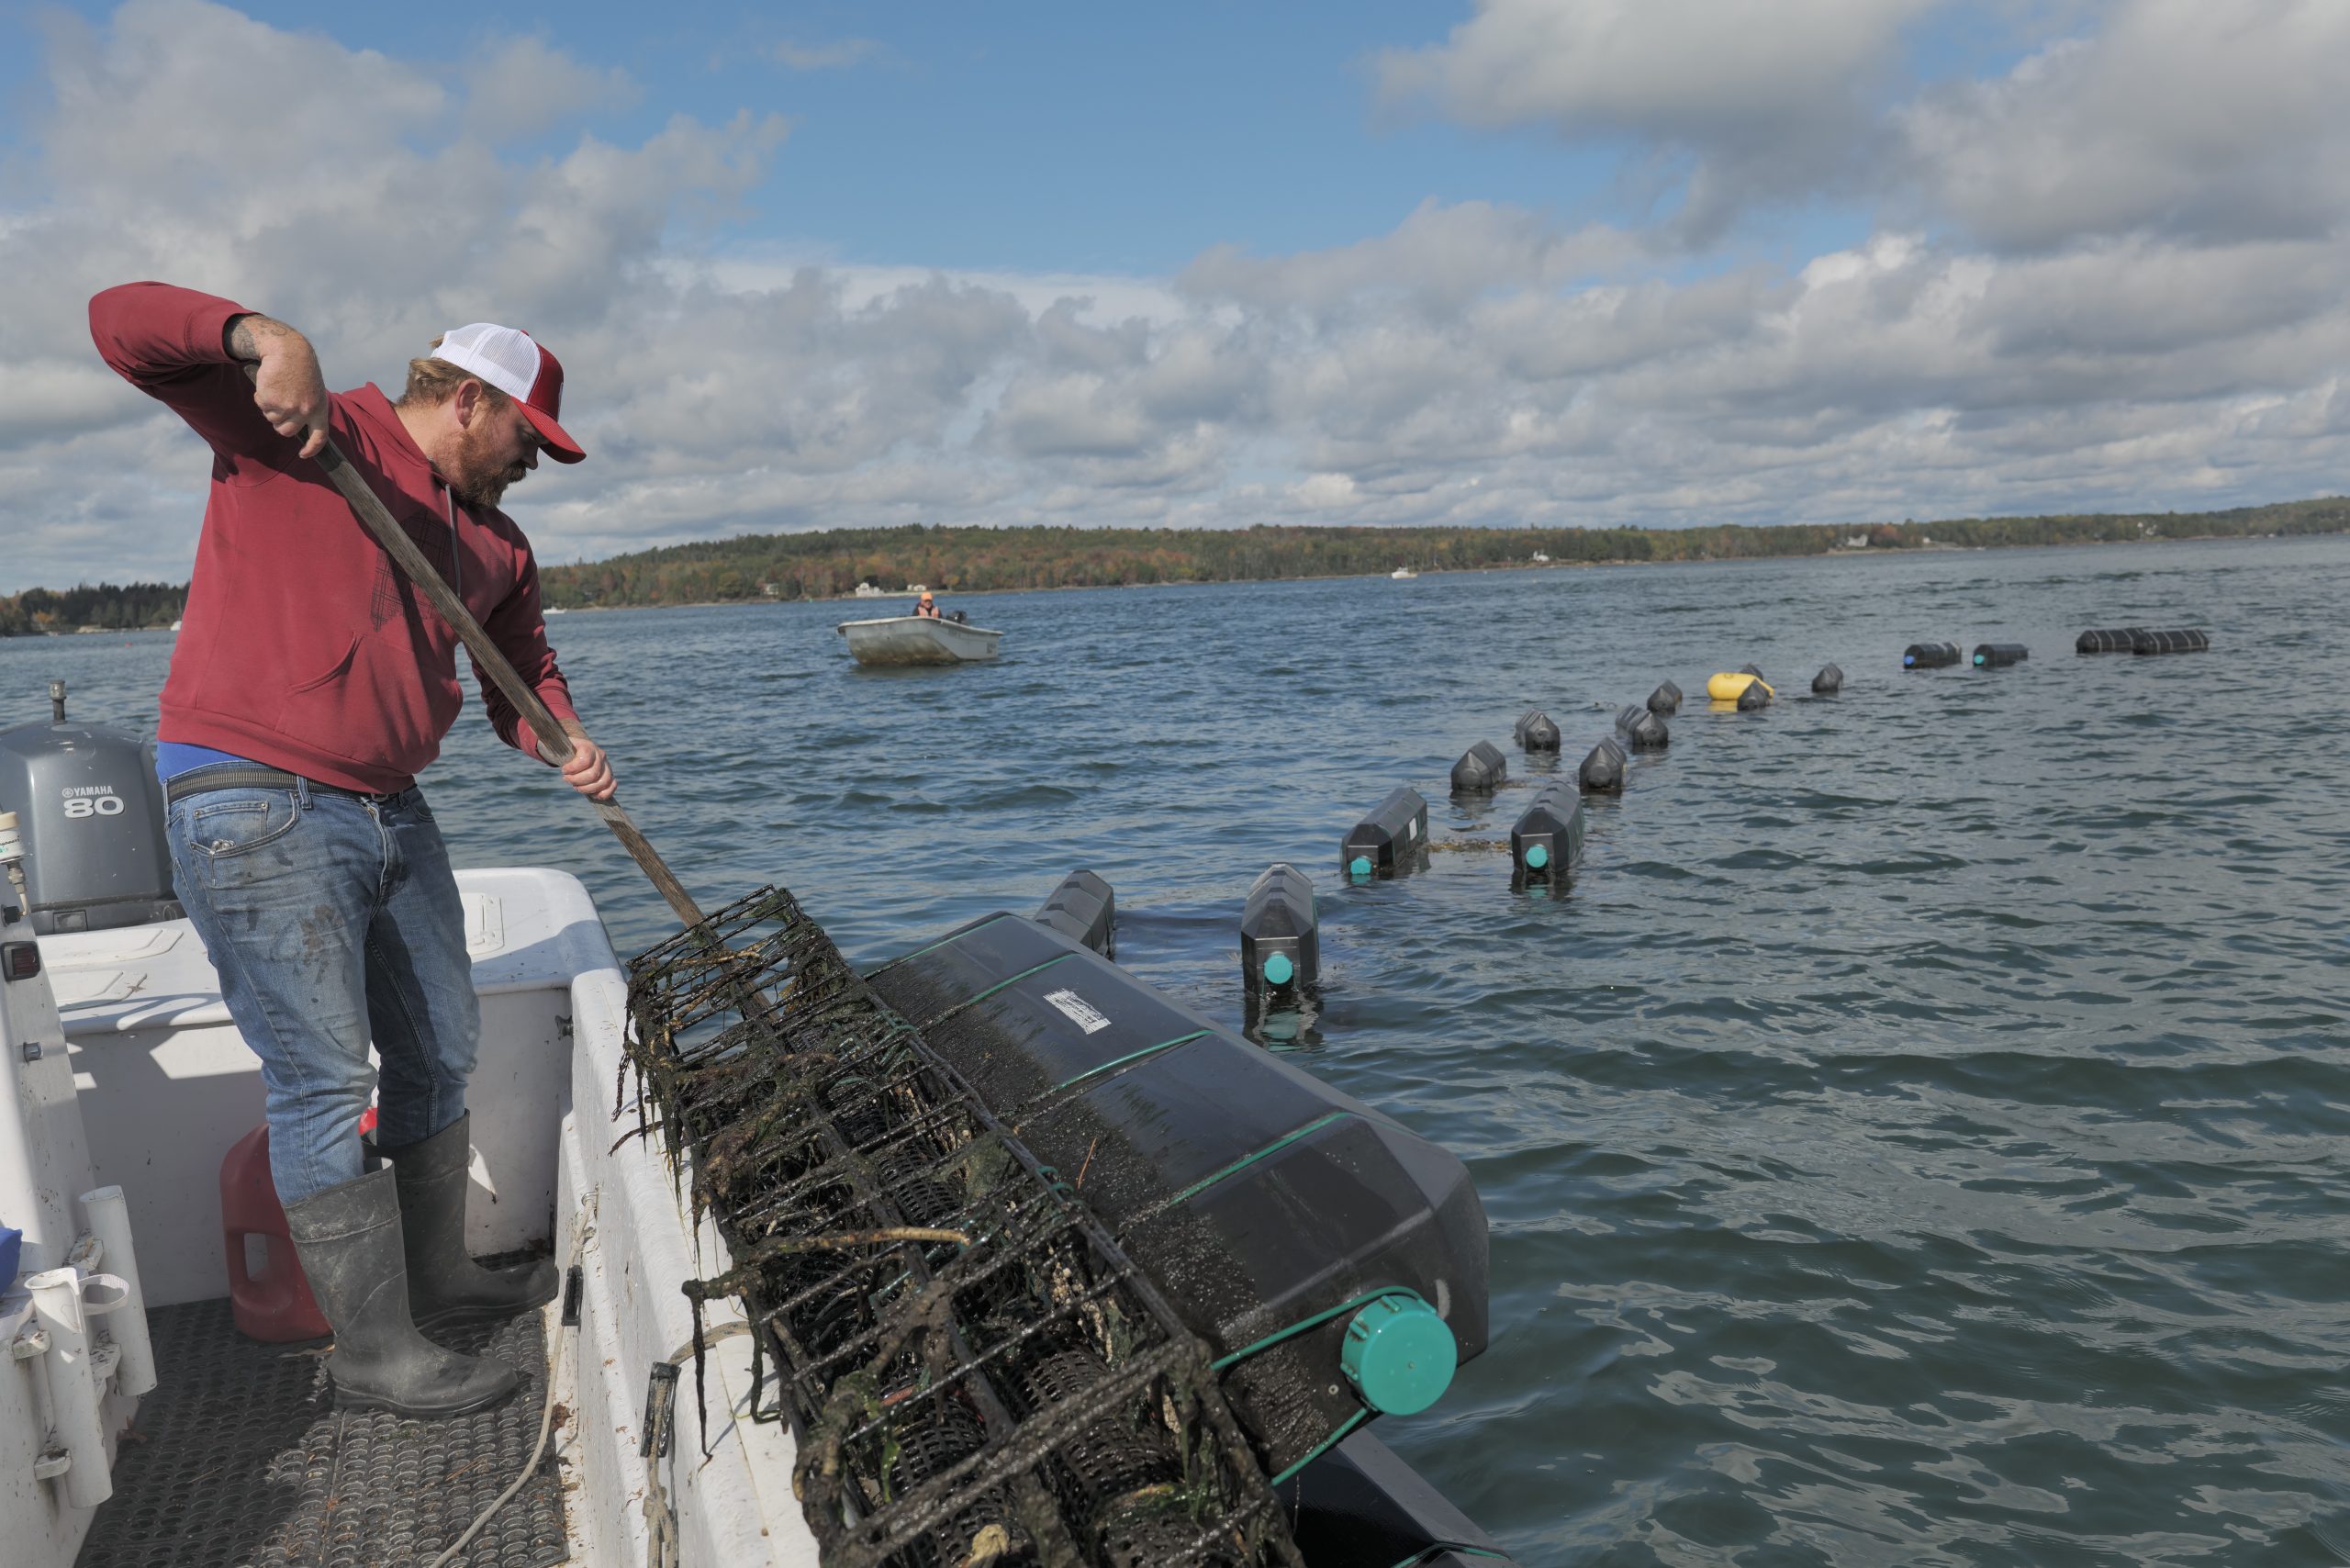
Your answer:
[219,1107,376,1342]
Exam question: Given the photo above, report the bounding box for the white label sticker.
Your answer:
[1043,988,1112,1035]
[1406,818,1419,840]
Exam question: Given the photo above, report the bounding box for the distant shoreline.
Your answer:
[533,498,2347,613]
[6,503,2344,633]
[537,526,2333,617]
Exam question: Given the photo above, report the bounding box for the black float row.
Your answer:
[1904,627,2210,668]
[2077,627,2210,655]
[1109,615,2220,1032]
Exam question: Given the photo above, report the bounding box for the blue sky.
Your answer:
[4,1,1716,270]
[3,1,2346,589]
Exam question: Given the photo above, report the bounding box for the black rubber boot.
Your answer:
[283,1167,517,1417]
[379,1112,559,1330]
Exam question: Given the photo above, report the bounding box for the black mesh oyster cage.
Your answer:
[622,886,1304,1568]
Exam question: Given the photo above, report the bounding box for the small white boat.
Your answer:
[835,613,1002,666]
[1390,566,1418,580]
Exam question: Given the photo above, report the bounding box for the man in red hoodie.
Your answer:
[91,282,612,1417]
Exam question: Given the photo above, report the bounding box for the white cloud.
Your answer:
[460,34,638,142]
[1375,0,1947,237]
[1898,0,2350,250]
[4,1,2349,599]
[1376,0,1936,136]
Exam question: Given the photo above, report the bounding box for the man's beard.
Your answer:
[446,414,527,509]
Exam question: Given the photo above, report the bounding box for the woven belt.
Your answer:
[164,767,386,806]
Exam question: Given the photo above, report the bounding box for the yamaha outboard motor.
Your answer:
[0,683,181,935]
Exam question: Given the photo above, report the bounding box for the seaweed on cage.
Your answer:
[623,886,1304,1568]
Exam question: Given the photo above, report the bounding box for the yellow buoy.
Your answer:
[1706,671,1774,702]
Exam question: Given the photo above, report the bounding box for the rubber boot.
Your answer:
[283,1167,517,1417]
[379,1112,559,1330]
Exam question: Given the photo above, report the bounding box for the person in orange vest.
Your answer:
[913,590,941,618]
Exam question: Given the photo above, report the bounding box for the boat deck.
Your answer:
[73,1295,566,1568]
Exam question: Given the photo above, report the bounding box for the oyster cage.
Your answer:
[623,886,1304,1568]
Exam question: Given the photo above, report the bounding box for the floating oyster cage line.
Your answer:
[622,885,1303,1568]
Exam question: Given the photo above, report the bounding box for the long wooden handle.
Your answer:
[308,439,710,928]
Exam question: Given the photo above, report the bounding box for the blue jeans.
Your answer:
[165,775,477,1204]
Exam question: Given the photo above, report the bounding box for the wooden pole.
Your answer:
[307,438,709,928]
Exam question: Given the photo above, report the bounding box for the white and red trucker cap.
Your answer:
[430,323,586,464]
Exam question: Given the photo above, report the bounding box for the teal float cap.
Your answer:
[1524,843,1550,869]
[1348,855,1373,879]
[1263,952,1294,986]
[1339,1295,1456,1415]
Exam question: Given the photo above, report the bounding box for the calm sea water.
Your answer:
[13,534,2350,1566]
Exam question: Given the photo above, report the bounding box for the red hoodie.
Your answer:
[90,282,579,796]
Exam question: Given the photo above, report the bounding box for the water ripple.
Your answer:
[15,535,2350,1564]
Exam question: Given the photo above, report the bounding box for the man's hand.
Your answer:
[226,313,330,458]
[556,721,617,801]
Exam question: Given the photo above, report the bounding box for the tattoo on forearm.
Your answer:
[224,313,294,363]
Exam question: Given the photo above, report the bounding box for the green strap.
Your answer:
[1212,1286,1432,1372]
[917,953,1073,1028]
[1049,1029,1209,1095]
[1392,1549,1510,1567]
[1270,1407,1367,1486]
[1164,1109,1351,1208]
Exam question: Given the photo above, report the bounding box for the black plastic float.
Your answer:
[1738,664,1764,678]
[1509,780,1585,885]
[1241,861,1319,1001]
[1903,642,1962,669]
[2132,628,2210,655]
[1812,663,1843,694]
[1281,1429,1523,1568]
[1578,738,1626,793]
[1513,708,1561,753]
[1450,741,1507,793]
[1647,680,1683,715]
[1033,868,1115,957]
[1973,643,2028,667]
[1344,786,1429,879]
[2076,627,2144,653]
[1615,706,1669,750]
[1736,680,1770,710]
[865,914,1490,1477]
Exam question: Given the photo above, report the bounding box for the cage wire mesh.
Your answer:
[622,886,1304,1568]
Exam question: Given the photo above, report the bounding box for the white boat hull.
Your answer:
[835,614,1002,665]
[2,868,819,1567]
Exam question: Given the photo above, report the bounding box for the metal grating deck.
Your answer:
[75,1295,567,1568]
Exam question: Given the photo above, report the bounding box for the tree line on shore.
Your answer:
[534,498,2350,609]
[5,498,2345,632]
[0,582,185,637]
